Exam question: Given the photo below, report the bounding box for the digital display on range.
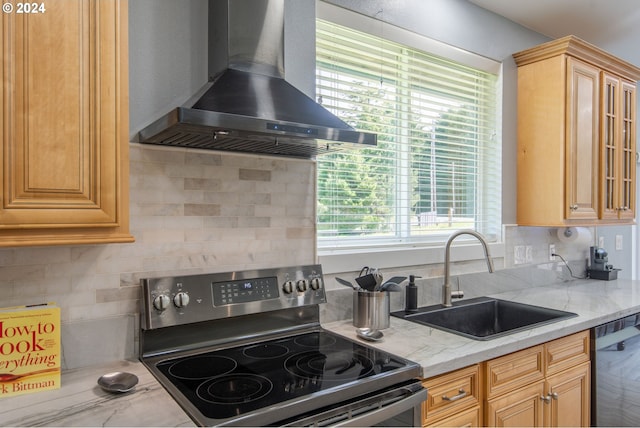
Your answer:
[211,276,280,306]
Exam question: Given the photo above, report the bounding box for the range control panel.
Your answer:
[212,276,280,306]
[141,265,326,330]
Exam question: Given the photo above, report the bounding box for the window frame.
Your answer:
[315,2,504,273]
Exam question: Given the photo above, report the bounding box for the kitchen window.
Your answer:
[315,5,501,262]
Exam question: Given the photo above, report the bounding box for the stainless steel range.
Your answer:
[139,264,426,426]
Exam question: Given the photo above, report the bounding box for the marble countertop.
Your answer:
[0,359,194,427]
[326,278,640,378]
[2,278,639,427]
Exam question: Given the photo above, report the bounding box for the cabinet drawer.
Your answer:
[485,345,544,398]
[545,330,590,375]
[422,364,481,425]
[424,406,480,427]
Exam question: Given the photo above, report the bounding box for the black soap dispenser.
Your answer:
[405,275,420,312]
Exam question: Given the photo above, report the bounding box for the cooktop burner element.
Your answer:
[284,350,374,381]
[197,374,273,405]
[168,356,237,380]
[243,344,289,359]
[139,265,424,426]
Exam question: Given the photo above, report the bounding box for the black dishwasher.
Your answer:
[592,314,640,426]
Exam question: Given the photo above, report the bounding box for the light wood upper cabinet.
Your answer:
[1,0,133,246]
[514,35,640,226]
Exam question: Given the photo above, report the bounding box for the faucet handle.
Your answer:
[451,290,464,299]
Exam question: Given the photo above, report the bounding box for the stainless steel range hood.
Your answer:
[137,0,376,158]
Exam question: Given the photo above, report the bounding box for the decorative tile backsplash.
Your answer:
[0,144,317,368]
[0,144,594,369]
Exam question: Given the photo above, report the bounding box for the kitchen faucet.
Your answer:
[443,230,494,307]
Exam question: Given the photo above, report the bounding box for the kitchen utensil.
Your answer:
[356,328,383,342]
[379,283,402,292]
[355,274,377,291]
[0,368,58,382]
[97,371,139,393]
[355,267,378,291]
[336,277,358,290]
[377,276,407,291]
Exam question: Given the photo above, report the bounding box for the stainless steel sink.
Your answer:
[391,297,577,340]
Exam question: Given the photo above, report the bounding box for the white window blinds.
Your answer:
[316,19,501,248]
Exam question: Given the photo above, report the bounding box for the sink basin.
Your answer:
[390,297,577,340]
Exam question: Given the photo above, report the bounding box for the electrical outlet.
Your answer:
[514,246,526,265]
[549,244,556,261]
[599,236,605,248]
[616,235,623,251]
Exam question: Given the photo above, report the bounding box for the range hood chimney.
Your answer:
[137,0,377,158]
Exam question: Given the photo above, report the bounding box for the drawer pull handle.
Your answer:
[442,389,467,401]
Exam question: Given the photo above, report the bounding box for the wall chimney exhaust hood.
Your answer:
[137,0,377,158]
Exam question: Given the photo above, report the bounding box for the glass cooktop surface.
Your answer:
[154,331,410,420]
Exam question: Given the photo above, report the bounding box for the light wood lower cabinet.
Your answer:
[545,362,590,427]
[421,364,482,427]
[486,381,546,427]
[485,362,590,427]
[422,330,590,427]
[485,330,590,427]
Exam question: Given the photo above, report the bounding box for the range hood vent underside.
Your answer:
[142,121,347,158]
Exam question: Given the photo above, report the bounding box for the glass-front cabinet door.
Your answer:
[600,73,636,221]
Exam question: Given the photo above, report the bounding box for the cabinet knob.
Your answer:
[540,395,551,403]
[569,205,579,211]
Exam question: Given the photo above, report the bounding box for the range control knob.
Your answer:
[310,277,323,290]
[283,280,295,294]
[296,279,308,292]
[173,292,190,308]
[153,294,171,311]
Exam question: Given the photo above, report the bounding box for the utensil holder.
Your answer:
[353,290,390,330]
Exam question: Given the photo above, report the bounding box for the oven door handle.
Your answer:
[284,380,427,427]
[336,384,426,427]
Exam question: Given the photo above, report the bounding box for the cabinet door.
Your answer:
[601,74,622,219]
[618,80,636,220]
[565,57,600,221]
[486,381,545,427]
[1,0,132,246]
[600,75,636,221]
[545,362,590,427]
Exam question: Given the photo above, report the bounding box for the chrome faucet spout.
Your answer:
[443,229,494,307]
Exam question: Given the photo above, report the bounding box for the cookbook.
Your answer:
[0,303,60,397]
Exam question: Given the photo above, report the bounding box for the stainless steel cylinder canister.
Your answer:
[353,290,390,330]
